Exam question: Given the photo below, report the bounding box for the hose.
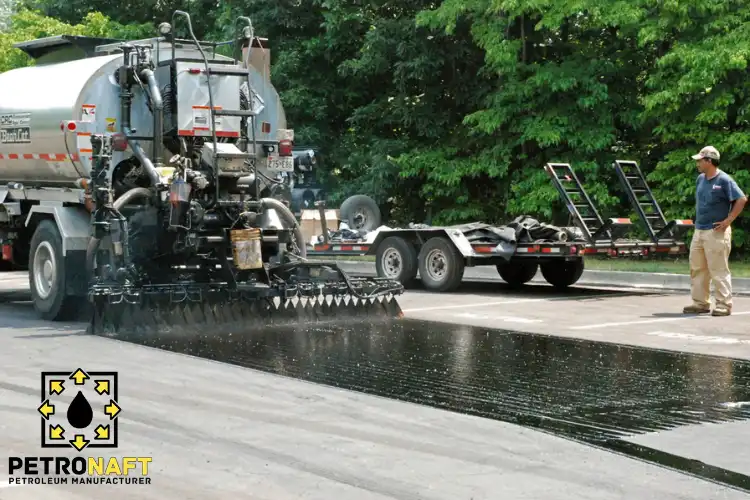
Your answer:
[261,197,307,258]
[86,187,154,278]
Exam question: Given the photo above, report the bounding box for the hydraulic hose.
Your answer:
[86,187,154,277]
[261,197,307,258]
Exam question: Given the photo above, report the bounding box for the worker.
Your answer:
[683,146,747,316]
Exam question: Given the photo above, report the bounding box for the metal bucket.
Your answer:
[230,228,263,269]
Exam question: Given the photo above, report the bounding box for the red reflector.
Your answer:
[188,68,202,74]
[112,133,128,151]
[67,122,77,131]
[278,139,293,156]
[1,244,11,261]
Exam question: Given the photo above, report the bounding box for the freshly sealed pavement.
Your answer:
[1,272,749,499]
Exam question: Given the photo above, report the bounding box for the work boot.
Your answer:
[683,305,710,314]
[712,306,731,317]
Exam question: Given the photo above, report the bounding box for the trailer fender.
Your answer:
[365,228,475,257]
[0,188,7,204]
[25,204,91,255]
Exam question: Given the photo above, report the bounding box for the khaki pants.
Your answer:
[689,227,733,310]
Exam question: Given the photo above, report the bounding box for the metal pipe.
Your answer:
[140,68,164,168]
[124,127,161,187]
[261,197,306,258]
[118,47,161,189]
[85,187,153,278]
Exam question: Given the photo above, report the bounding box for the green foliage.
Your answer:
[1,0,749,253]
[0,8,151,72]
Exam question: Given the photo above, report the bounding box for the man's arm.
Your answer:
[714,178,747,231]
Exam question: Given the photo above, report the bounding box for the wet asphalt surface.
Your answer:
[108,316,750,492]
[2,272,750,498]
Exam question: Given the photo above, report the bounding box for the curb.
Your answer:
[316,260,750,294]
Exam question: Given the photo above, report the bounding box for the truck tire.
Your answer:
[418,236,465,292]
[540,259,585,290]
[497,261,538,288]
[340,195,381,232]
[375,236,418,287]
[28,220,78,321]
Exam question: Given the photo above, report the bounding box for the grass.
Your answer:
[584,257,750,277]
[308,253,750,277]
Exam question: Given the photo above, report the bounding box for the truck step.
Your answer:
[213,109,257,118]
[206,67,251,77]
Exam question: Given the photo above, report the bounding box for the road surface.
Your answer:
[1,272,748,499]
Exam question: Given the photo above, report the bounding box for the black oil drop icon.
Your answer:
[67,391,93,429]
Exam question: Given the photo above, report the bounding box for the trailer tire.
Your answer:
[340,195,381,232]
[375,236,418,287]
[540,259,585,290]
[28,220,78,321]
[497,261,538,288]
[418,236,465,292]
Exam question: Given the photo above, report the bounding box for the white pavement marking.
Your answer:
[453,312,542,324]
[402,293,625,313]
[646,331,750,345]
[569,311,750,330]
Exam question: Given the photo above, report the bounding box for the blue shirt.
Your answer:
[695,170,746,230]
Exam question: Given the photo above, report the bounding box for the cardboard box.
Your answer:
[300,209,339,244]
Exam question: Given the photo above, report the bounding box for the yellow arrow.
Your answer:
[69,369,89,385]
[49,425,65,440]
[37,400,55,419]
[94,425,109,440]
[104,400,121,419]
[49,380,65,395]
[95,380,110,395]
[69,435,89,452]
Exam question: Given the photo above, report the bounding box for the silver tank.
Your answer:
[0,38,287,188]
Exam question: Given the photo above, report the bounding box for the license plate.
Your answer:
[266,155,294,172]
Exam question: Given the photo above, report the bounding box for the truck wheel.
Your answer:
[340,195,381,232]
[28,220,76,321]
[497,261,538,288]
[540,259,585,290]
[375,236,418,287]
[418,236,465,292]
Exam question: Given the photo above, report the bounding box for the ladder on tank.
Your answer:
[612,160,694,245]
[544,163,633,246]
[171,12,261,195]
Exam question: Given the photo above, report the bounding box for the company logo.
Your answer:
[7,368,152,487]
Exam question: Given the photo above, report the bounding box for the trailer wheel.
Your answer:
[418,237,465,292]
[540,259,585,290]
[375,236,418,287]
[340,194,382,232]
[496,261,538,288]
[28,220,77,321]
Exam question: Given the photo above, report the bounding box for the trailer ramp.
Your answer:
[613,160,694,245]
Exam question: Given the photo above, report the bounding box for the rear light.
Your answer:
[112,133,128,151]
[2,244,11,261]
[61,121,77,131]
[278,139,293,156]
[188,68,202,74]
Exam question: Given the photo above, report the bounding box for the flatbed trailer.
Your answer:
[305,159,692,292]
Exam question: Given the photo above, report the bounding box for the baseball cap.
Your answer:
[691,145,720,161]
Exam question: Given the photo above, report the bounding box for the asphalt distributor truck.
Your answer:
[0,12,404,335]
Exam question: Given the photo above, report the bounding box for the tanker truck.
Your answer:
[0,11,404,335]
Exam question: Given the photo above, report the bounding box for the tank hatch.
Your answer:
[14,35,122,63]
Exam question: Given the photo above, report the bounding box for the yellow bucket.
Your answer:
[230,228,263,270]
